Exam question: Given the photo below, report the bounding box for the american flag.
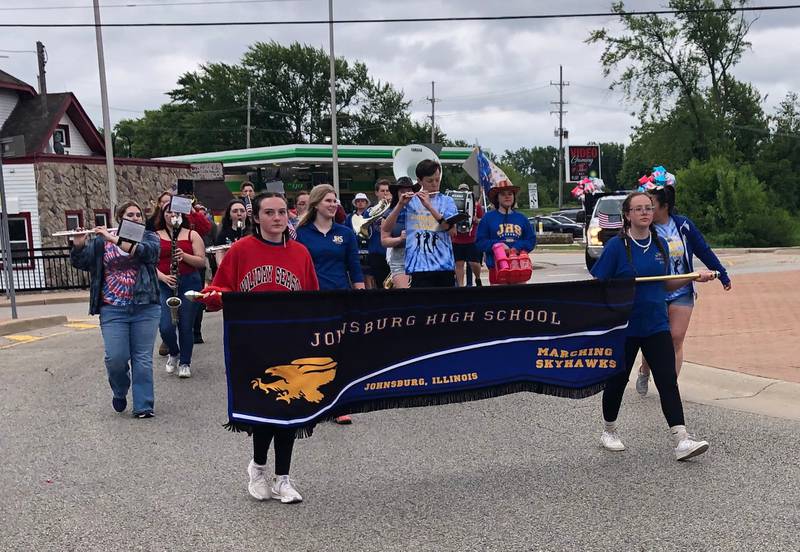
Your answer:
[598,212,623,229]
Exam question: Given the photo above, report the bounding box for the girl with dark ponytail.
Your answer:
[590,192,718,462]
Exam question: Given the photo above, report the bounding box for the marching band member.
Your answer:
[201,192,319,504]
[297,184,364,424]
[383,159,458,288]
[365,179,392,289]
[214,199,251,265]
[590,191,717,461]
[381,177,416,289]
[476,180,536,284]
[346,192,373,288]
[155,203,206,379]
[452,184,485,287]
[289,191,310,227]
[636,184,732,395]
[240,181,256,219]
[69,201,161,418]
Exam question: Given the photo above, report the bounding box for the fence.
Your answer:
[0,246,91,292]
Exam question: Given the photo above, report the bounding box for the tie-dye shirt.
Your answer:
[655,217,691,301]
[102,242,138,305]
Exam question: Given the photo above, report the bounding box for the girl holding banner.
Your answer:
[590,192,717,461]
[200,192,319,504]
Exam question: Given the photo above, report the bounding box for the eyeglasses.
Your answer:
[629,206,655,214]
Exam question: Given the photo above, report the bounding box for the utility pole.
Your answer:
[246,86,252,149]
[550,65,569,208]
[327,0,340,195]
[92,0,118,217]
[0,151,18,319]
[427,81,438,144]
[36,41,47,118]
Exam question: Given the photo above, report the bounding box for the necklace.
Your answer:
[627,230,652,253]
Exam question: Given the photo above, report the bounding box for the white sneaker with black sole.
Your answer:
[271,475,303,503]
[178,364,191,378]
[600,431,626,451]
[165,354,179,375]
[674,437,709,461]
[247,460,270,501]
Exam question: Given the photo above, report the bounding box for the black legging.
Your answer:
[252,426,296,476]
[602,331,685,427]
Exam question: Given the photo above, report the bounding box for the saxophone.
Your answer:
[165,214,182,325]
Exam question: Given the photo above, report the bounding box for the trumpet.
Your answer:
[52,228,117,237]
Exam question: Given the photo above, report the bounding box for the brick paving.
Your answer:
[684,270,800,383]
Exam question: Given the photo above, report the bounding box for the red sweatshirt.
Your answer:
[211,235,319,293]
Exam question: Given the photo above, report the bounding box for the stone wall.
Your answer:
[36,160,190,247]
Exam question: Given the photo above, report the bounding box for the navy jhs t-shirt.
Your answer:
[590,234,670,337]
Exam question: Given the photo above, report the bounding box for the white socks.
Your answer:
[604,420,618,433]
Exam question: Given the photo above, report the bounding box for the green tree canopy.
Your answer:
[114,41,433,158]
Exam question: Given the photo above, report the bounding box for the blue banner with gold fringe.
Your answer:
[222,279,634,431]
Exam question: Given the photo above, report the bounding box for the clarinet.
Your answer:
[165,214,182,325]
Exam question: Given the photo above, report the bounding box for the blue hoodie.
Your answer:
[669,214,731,288]
[476,209,536,268]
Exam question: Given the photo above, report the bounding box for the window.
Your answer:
[53,124,71,148]
[1,212,34,269]
[93,209,110,228]
[65,210,84,231]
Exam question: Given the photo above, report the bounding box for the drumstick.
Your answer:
[635,271,718,283]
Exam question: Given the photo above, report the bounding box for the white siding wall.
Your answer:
[0,163,45,290]
[53,113,94,156]
[0,89,19,130]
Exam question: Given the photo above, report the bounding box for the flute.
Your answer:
[205,243,233,254]
[52,228,117,237]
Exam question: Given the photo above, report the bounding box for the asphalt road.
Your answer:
[1,309,798,552]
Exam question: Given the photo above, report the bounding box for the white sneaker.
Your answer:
[635,371,649,396]
[674,437,709,461]
[178,364,192,378]
[165,354,179,374]
[600,431,626,451]
[247,460,270,501]
[271,475,303,503]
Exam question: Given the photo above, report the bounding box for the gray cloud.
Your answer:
[0,0,797,155]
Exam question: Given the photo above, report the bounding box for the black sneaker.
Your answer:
[134,411,154,419]
[112,397,127,413]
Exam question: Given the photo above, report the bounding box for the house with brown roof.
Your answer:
[0,69,191,291]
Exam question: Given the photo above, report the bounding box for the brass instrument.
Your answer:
[206,220,245,254]
[383,273,394,289]
[165,214,182,325]
[351,198,390,240]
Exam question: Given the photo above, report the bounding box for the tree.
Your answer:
[587,1,765,161]
[598,142,625,189]
[115,41,432,157]
[500,146,561,207]
[753,93,800,213]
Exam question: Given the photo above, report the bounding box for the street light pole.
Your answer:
[93,0,118,217]
[328,0,340,195]
[0,153,18,319]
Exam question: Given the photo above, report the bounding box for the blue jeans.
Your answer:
[158,271,201,365]
[99,303,160,414]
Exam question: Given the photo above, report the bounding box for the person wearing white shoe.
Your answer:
[591,192,717,460]
[198,193,319,504]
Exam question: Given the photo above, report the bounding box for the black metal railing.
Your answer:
[0,246,91,291]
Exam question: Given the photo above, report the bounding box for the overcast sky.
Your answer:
[1,0,798,156]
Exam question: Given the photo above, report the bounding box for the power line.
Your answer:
[0,0,302,11]
[2,4,800,28]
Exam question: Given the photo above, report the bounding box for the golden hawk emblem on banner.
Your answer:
[251,357,337,404]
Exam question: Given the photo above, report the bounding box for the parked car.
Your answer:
[529,216,584,239]
[550,208,585,224]
[584,192,627,269]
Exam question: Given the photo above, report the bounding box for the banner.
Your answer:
[222,279,634,430]
[567,145,601,183]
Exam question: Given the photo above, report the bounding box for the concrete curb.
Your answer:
[628,360,800,422]
[0,315,68,337]
[0,295,88,308]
